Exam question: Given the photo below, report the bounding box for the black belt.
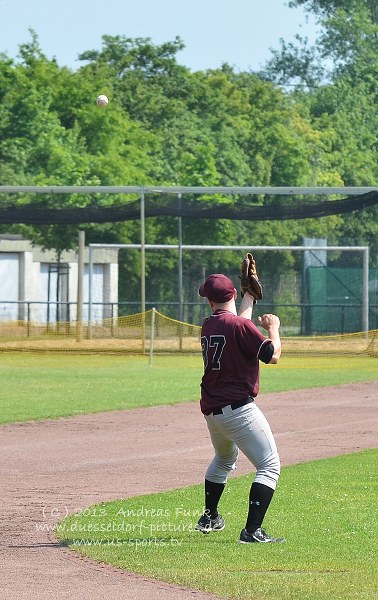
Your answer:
[212,397,253,416]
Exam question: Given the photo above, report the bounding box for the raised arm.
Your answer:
[258,314,282,364]
[238,292,255,320]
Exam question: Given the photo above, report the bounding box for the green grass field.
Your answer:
[2,351,376,597]
[57,449,378,600]
[0,353,376,424]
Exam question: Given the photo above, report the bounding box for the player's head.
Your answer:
[199,274,236,307]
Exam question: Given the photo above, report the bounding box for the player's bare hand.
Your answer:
[258,314,280,331]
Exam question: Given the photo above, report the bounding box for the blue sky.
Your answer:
[0,0,318,72]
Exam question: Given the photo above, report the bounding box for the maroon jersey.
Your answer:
[200,309,271,415]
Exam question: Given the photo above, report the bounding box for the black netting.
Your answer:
[0,191,376,224]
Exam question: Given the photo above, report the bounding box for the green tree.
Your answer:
[263,0,378,86]
[1,29,376,318]
[261,1,378,265]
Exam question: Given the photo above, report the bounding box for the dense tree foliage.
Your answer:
[262,0,377,267]
[0,1,377,314]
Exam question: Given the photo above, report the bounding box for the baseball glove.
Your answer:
[240,253,263,301]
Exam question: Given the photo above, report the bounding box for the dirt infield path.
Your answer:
[0,381,377,600]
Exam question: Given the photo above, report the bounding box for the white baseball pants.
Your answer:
[204,402,280,490]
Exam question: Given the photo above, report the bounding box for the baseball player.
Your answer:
[195,256,285,543]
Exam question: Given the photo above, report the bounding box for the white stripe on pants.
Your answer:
[204,402,280,490]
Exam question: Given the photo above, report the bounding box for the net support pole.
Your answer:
[76,230,85,341]
[88,243,93,339]
[140,189,146,314]
[148,307,156,367]
[178,194,183,351]
[178,194,183,322]
[140,189,146,353]
[362,247,369,333]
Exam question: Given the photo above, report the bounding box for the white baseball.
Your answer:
[96,94,109,107]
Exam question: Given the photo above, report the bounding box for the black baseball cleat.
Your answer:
[239,527,286,544]
[195,513,225,534]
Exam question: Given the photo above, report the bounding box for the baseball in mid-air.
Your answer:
[96,94,109,107]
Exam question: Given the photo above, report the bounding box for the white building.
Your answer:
[0,235,118,323]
